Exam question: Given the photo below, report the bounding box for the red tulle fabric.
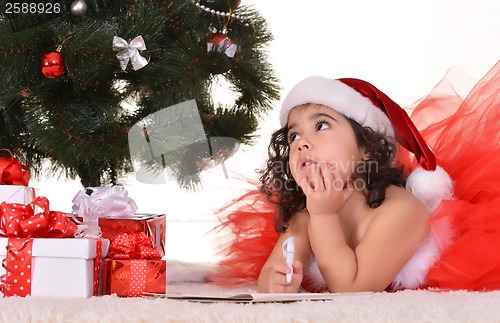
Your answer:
[409,61,500,291]
[209,189,279,284]
[211,60,500,291]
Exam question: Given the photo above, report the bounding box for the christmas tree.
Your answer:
[0,0,280,189]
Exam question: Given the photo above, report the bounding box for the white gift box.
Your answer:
[0,185,37,204]
[0,237,109,298]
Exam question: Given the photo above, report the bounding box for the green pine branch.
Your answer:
[0,0,280,189]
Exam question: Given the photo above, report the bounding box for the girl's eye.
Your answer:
[288,132,300,143]
[316,121,330,131]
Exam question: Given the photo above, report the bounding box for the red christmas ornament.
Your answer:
[207,33,237,58]
[40,50,65,78]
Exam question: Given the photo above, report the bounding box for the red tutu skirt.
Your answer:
[210,60,500,291]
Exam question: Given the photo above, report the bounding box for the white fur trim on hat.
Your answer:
[280,76,396,139]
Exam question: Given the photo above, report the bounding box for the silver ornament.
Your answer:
[70,0,88,16]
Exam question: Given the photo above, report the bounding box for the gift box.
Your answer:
[70,187,165,256]
[0,195,110,298]
[70,214,166,257]
[102,232,166,297]
[0,237,109,298]
[98,214,165,256]
[0,185,37,204]
[103,258,166,297]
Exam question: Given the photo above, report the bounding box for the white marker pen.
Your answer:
[282,237,295,284]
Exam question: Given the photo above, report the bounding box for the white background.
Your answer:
[31,0,500,263]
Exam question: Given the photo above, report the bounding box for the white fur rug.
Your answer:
[0,262,499,322]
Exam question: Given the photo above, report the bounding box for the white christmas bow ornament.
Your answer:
[112,35,149,71]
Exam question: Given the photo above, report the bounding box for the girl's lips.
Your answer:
[299,157,317,170]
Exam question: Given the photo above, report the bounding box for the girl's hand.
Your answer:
[267,260,303,293]
[299,162,354,215]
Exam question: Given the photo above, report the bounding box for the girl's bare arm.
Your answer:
[257,210,312,292]
[309,194,428,292]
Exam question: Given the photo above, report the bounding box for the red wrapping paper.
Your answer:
[103,232,166,297]
[103,258,166,297]
[71,214,165,257]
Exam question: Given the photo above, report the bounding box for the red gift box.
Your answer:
[102,232,166,297]
[70,187,165,257]
[103,258,166,297]
[71,214,165,257]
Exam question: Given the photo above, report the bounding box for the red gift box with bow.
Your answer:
[103,232,166,297]
[91,214,165,257]
[0,196,109,298]
[0,149,37,205]
[70,187,165,257]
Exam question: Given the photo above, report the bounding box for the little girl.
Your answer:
[211,61,500,293]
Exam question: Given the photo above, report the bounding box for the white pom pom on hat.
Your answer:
[280,76,453,212]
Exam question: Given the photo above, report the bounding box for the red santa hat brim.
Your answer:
[280,77,396,140]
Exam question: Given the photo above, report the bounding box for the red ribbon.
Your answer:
[0,149,30,186]
[108,232,161,260]
[0,196,77,297]
[93,239,103,296]
[0,196,77,238]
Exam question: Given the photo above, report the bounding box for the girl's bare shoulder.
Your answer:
[387,184,426,204]
[372,185,429,224]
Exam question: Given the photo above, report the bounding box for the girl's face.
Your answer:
[287,104,366,188]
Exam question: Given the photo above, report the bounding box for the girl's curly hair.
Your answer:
[259,117,406,233]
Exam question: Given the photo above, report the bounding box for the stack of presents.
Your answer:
[0,149,166,298]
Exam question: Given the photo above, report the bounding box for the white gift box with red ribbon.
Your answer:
[0,237,109,298]
[0,185,37,204]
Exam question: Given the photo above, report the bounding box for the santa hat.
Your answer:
[280,76,453,212]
